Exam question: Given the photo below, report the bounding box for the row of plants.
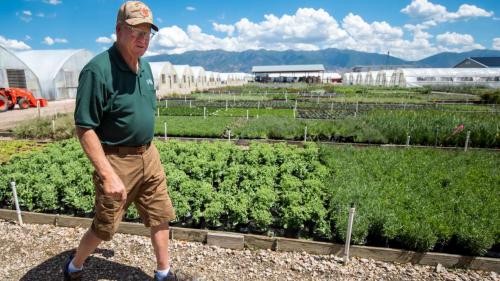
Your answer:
[0,139,498,256]
[11,109,500,148]
[158,99,494,112]
[0,140,45,164]
[205,84,484,103]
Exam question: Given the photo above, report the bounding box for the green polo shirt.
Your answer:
[74,44,156,146]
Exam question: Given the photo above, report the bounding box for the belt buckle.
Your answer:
[137,145,146,154]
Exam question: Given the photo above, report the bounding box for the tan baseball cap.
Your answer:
[117,1,158,31]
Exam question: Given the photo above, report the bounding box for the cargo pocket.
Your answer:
[93,195,122,241]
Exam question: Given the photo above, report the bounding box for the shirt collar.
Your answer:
[109,43,145,74]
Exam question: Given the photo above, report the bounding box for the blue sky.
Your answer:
[1,0,499,60]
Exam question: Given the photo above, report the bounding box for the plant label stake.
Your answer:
[304,126,308,142]
[204,107,207,119]
[52,119,56,135]
[258,101,260,110]
[10,180,23,225]
[37,100,41,118]
[165,100,168,108]
[228,129,231,142]
[226,100,228,111]
[406,134,411,147]
[343,203,355,263]
[164,122,167,140]
[157,108,160,117]
[189,100,192,108]
[246,109,249,120]
[464,131,470,152]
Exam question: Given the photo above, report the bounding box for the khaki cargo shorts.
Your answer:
[91,143,176,241]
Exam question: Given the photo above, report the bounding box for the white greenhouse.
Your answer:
[16,49,93,100]
[0,45,42,97]
[190,66,206,91]
[354,72,367,85]
[375,70,394,87]
[149,61,178,97]
[390,68,500,88]
[173,65,194,94]
[365,71,378,86]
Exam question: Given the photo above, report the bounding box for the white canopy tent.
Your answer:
[0,45,42,98]
[16,49,93,100]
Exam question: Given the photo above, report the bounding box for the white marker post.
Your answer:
[343,203,355,263]
[37,100,41,118]
[246,109,249,120]
[52,119,56,135]
[228,129,231,142]
[226,100,228,111]
[10,180,23,225]
[304,126,308,142]
[164,122,167,140]
[204,107,207,119]
[464,131,470,152]
[406,134,411,147]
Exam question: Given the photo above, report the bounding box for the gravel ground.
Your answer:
[0,220,497,281]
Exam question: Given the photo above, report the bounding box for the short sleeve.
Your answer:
[74,69,106,129]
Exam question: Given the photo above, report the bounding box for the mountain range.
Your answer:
[145,49,500,73]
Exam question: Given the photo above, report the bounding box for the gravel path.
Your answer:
[0,220,497,281]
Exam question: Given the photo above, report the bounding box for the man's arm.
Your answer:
[76,126,126,201]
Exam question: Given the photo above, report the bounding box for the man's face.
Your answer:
[117,22,153,58]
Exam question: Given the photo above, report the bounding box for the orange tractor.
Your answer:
[0,87,48,112]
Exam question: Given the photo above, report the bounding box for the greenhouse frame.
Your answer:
[0,45,42,97]
[15,49,93,100]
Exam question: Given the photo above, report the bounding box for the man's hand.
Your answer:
[76,126,128,203]
[102,172,127,202]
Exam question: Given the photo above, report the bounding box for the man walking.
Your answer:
[67,2,183,280]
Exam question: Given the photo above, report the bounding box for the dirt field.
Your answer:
[0,99,75,131]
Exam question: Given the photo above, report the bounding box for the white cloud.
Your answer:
[17,10,33,22]
[0,35,31,51]
[43,0,62,5]
[36,12,45,18]
[492,38,500,50]
[54,38,68,43]
[43,37,54,45]
[186,6,196,11]
[436,32,474,45]
[435,32,484,52]
[43,36,68,45]
[401,0,493,23]
[96,34,116,44]
[145,7,492,60]
[213,23,235,36]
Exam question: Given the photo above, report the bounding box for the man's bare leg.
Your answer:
[151,222,170,270]
[72,229,103,268]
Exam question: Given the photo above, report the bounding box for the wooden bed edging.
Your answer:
[0,209,498,273]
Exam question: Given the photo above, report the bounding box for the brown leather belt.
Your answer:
[102,142,151,155]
